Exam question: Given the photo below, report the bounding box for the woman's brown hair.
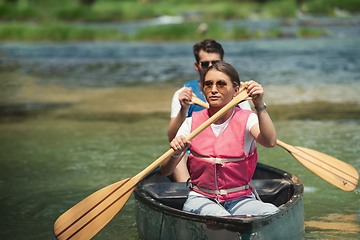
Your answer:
[201,62,240,88]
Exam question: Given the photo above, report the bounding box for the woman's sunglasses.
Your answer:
[203,80,228,91]
[199,60,220,69]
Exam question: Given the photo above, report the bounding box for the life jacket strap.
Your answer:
[189,182,250,195]
[190,152,245,166]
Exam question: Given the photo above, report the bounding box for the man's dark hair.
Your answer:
[193,39,224,63]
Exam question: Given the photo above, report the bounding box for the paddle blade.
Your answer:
[54,177,138,240]
[277,140,359,191]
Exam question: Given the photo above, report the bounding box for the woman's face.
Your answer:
[203,69,239,108]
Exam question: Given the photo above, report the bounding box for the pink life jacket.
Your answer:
[188,107,258,202]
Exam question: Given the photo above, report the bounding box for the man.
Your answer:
[168,39,251,182]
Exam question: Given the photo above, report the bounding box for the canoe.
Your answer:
[134,163,304,240]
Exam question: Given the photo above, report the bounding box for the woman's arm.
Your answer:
[245,81,277,148]
[160,135,191,176]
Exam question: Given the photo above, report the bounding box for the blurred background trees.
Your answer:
[0,0,359,22]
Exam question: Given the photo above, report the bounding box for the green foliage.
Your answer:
[263,0,297,17]
[333,0,360,12]
[0,21,332,41]
[0,22,125,41]
[122,4,159,20]
[133,24,196,41]
[266,27,283,38]
[0,0,359,23]
[305,0,333,15]
[296,27,330,37]
[79,0,96,7]
[132,22,227,41]
[0,0,37,20]
[221,6,247,19]
[55,5,91,21]
[232,26,251,39]
[304,0,360,15]
[0,0,341,42]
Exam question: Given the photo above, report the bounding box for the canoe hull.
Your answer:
[135,199,304,240]
[134,163,304,240]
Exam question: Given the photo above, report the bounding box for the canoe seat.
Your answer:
[143,179,292,210]
[143,182,189,210]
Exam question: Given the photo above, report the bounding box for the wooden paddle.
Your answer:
[53,84,252,240]
[187,93,359,191]
[276,140,358,191]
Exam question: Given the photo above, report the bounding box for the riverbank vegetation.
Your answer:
[1,0,359,22]
[0,22,124,41]
[0,21,331,41]
[0,0,356,41]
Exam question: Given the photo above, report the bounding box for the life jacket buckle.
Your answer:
[219,189,228,195]
[214,158,225,166]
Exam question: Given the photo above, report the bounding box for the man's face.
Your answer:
[195,50,222,78]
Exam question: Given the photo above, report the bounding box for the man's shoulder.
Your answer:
[183,79,200,88]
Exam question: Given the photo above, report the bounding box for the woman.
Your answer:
[160,62,278,216]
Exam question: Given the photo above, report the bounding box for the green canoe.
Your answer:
[134,163,304,240]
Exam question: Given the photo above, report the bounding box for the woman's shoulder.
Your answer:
[234,107,255,115]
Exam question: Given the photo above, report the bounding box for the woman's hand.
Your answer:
[242,80,265,109]
[160,135,191,176]
[242,81,277,148]
[170,135,191,157]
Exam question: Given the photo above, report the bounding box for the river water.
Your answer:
[0,18,359,239]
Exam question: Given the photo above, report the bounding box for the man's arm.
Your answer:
[167,87,192,141]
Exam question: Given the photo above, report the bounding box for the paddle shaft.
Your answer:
[134,85,250,181]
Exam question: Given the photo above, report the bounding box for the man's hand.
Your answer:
[179,87,193,107]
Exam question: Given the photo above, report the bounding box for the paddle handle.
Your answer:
[135,86,251,180]
[185,92,255,110]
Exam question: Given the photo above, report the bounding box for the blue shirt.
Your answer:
[183,80,207,117]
